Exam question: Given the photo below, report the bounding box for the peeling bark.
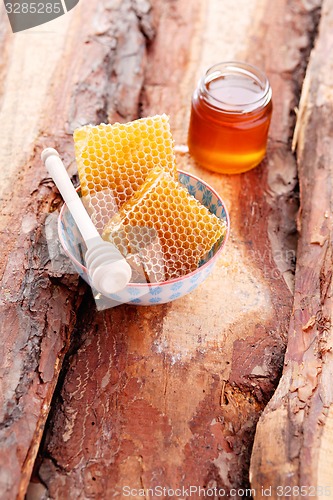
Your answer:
[250,0,333,496]
[31,1,322,499]
[0,184,85,499]
[0,0,326,498]
[1,0,153,497]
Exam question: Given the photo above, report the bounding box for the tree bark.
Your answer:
[0,1,151,498]
[0,0,324,499]
[250,0,333,496]
[32,1,320,498]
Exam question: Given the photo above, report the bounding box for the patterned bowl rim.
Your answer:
[58,169,230,288]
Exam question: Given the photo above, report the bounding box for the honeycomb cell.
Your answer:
[103,166,227,282]
[74,114,177,233]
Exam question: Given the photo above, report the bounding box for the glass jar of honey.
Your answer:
[188,61,272,174]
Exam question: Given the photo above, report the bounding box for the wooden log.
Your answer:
[250,0,333,496]
[0,0,323,498]
[0,1,152,498]
[0,10,86,500]
[23,1,321,499]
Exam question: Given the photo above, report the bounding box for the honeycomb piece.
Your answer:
[74,115,177,233]
[102,167,227,282]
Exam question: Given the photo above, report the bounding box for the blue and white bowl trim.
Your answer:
[58,170,230,305]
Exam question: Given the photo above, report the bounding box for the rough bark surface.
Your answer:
[250,0,333,496]
[0,8,87,500]
[31,1,320,499]
[0,0,324,499]
[0,1,154,499]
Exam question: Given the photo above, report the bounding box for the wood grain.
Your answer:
[1,0,156,498]
[30,0,321,498]
[250,0,333,496]
[0,0,324,498]
[0,9,86,500]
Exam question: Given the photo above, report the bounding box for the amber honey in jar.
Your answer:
[188,61,272,174]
